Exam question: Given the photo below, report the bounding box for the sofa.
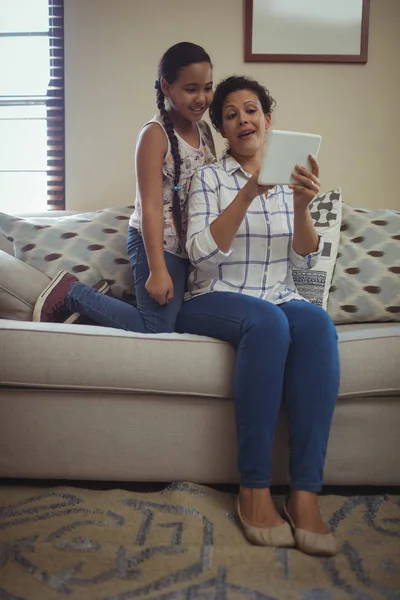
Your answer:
[1,206,399,486]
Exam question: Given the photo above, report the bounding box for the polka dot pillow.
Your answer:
[327,203,400,323]
[0,206,135,299]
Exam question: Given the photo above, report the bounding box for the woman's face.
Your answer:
[220,89,271,158]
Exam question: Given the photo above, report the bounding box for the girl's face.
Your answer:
[220,89,271,159]
[162,62,213,122]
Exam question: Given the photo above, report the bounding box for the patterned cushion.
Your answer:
[327,203,400,323]
[0,206,135,299]
[292,188,342,309]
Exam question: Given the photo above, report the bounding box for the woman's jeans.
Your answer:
[176,292,340,491]
[66,226,189,333]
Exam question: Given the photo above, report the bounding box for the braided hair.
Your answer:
[156,42,212,236]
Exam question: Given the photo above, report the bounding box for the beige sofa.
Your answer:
[1,212,399,486]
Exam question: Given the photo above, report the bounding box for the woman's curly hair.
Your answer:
[209,76,276,132]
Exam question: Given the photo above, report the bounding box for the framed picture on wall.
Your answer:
[244,0,370,63]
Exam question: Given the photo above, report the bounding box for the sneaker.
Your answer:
[33,271,110,324]
[33,271,78,323]
[93,280,111,296]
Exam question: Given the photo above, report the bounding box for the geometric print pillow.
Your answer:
[327,203,400,323]
[292,188,342,310]
[0,206,135,299]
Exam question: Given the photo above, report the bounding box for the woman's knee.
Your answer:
[176,294,290,348]
[306,304,336,336]
[242,299,291,342]
[285,301,337,341]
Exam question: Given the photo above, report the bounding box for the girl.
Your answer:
[33,42,215,333]
[176,76,340,556]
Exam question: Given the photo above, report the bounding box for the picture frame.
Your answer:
[244,0,370,63]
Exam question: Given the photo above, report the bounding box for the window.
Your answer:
[0,0,65,213]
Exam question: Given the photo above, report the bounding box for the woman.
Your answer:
[176,76,340,556]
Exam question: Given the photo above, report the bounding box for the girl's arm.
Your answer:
[135,123,168,274]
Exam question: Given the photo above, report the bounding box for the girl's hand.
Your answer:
[145,269,174,305]
[289,155,321,211]
[242,169,274,204]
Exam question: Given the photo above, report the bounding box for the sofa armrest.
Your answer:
[0,250,51,321]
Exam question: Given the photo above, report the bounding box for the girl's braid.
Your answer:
[157,88,183,237]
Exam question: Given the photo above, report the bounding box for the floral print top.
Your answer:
[129,115,216,258]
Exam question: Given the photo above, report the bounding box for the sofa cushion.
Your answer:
[0,211,90,256]
[327,203,400,323]
[292,188,342,309]
[0,206,135,299]
[0,251,51,321]
[1,320,399,398]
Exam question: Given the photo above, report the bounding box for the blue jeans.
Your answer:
[66,227,189,333]
[176,293,340,491]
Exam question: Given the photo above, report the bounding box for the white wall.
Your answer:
[64,0,400,211]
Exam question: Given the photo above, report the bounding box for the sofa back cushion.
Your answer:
[327,203,400,323]
[0,206,135,299]
[0,211,96,256]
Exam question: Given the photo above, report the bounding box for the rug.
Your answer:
[0,482,399,599]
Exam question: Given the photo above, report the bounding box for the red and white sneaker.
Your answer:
[33,270,110,324]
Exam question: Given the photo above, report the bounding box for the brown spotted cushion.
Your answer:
[327,203,400,323]
[0,206,135,299]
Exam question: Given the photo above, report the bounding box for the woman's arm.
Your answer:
[209,174,271,252]
[292,206,319,256]
[187,167,271,268]
[289,155,323,267]
[290,155,320,257]
[135,123,168,274]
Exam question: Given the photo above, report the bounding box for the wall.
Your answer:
[64,0,400,211]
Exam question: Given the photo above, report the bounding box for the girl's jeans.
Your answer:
[67,226,188,333]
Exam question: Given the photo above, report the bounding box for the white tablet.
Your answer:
[258,130,322,186]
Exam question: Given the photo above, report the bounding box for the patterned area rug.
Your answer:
[0,482,399,599]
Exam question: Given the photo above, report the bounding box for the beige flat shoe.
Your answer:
[283,500,340,557]
[236,497,295,548]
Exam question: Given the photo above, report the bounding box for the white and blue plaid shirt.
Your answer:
[185,155,323,303]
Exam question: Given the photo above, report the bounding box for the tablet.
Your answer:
[258,130,322,186]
